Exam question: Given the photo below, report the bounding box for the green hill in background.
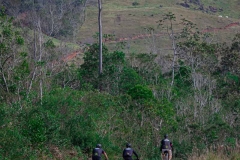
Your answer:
[77,0,240,53]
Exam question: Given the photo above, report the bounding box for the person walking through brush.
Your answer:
[122,143,139,160]
[92,144,109,160]
[160,134,173,160]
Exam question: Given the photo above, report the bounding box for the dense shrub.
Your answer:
[132,2,140,6]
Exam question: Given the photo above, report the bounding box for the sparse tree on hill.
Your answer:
[0,8,29,103]
[2,0,88,40]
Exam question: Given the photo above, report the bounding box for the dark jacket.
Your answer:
[92,148,105,159]
[160,138,172,150]
[122,147,139,159]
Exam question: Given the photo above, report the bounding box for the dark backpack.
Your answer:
[93,148,102,157]
[123,148,133,157]
[162,139,171,149]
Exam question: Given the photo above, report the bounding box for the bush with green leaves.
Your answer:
[128,84,153,101]
[132,2,140,6]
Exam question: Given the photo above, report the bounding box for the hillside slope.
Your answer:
[77,0,240,53]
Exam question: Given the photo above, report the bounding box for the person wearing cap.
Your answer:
[92,144,109,160]
[160,134,173,160]
[122,143,139,160]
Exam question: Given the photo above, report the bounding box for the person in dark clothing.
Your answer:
[92,144,109,160]
[122,143,139,160]
[160,134,173,160]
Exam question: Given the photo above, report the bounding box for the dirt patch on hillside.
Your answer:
[63,22,240,62]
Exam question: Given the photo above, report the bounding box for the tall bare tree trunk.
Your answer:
[151,29,156,54]
[168,21,178,99]
[27,29,37,96]
[170,30,177,88]
[37,18,43,104]
[98,0,103,91]
[98,0,102,75]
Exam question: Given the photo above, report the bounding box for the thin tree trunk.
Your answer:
[1,69,9,93]
[27,29,38,96]
[82,0,89,23]
[151,29,156,54]
[98,0,102,75]
[167,21,178,99]
[38,18,43,104]
[98,0,103,91]
[28,67,37,95]
[170,23,177,87]
[49,5,54,36]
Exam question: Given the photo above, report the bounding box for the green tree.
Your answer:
[0,7,29,103]
[79,44,135,94]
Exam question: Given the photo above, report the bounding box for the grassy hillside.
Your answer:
[77,0,240,53]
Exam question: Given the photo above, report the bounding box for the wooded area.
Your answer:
[0,0,240,159]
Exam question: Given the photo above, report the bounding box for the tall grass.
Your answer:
[188,144,240,160]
